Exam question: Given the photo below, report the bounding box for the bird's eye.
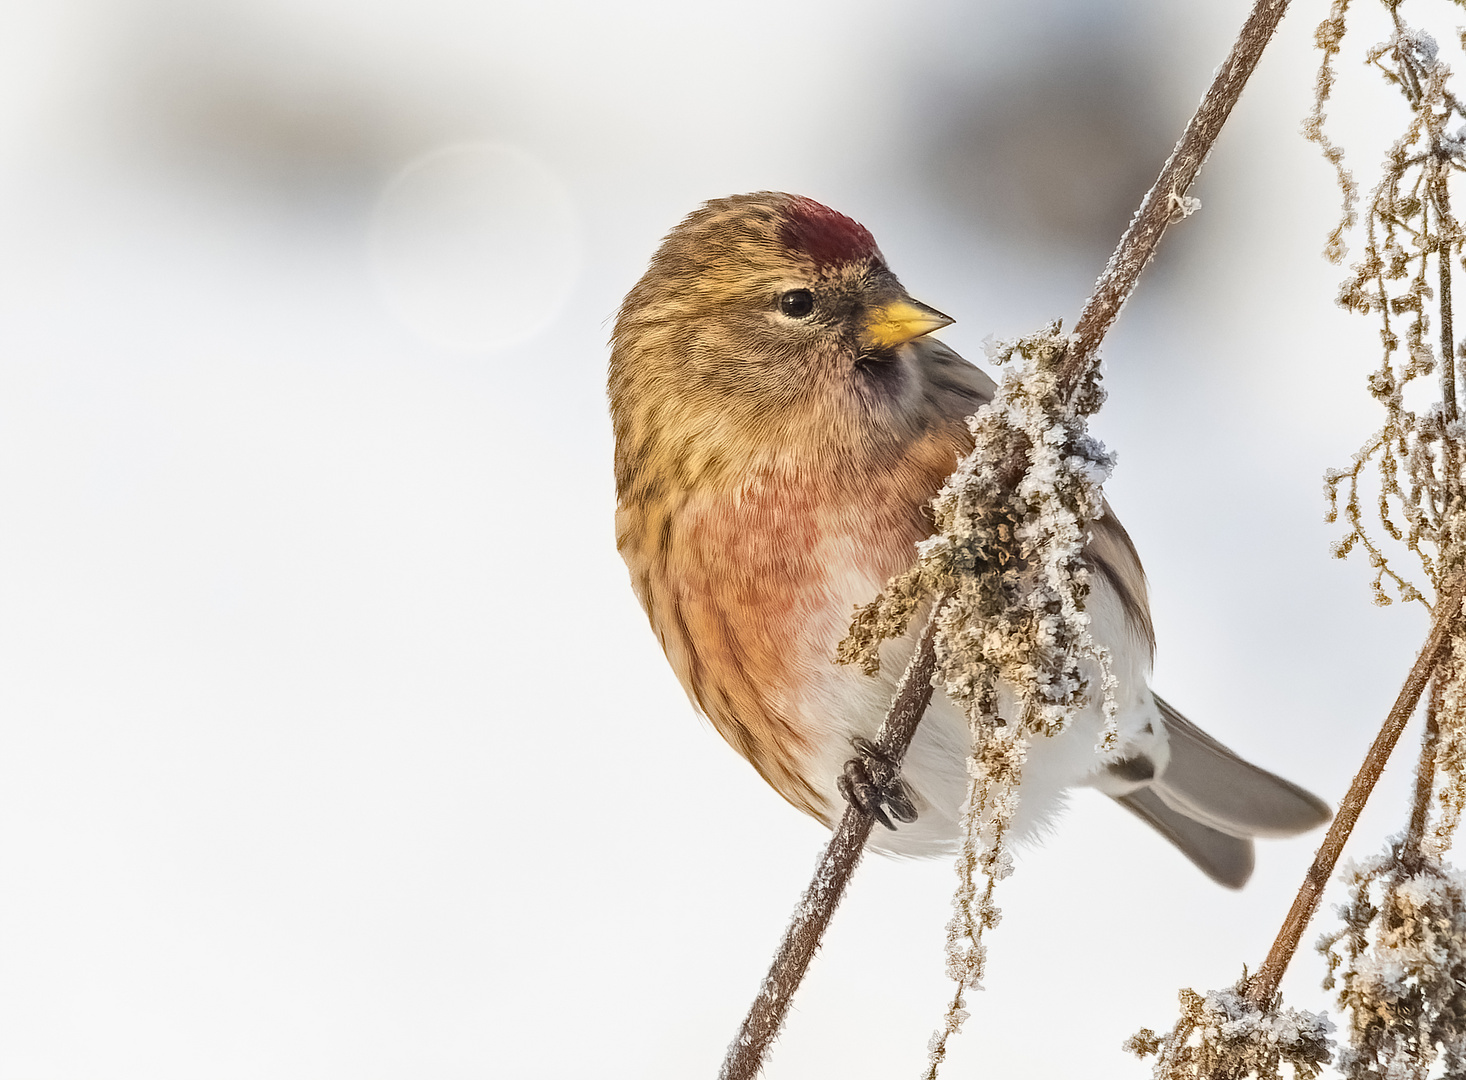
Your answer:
[779,289,815,318]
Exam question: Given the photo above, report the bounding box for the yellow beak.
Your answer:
[862,298,955,350]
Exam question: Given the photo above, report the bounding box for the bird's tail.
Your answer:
[1115,695,1332,889]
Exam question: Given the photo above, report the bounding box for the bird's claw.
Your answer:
[837,737,918,830]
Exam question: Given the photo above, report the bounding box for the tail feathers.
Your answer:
[1110,695,1333,888]
[1117,788,1255,889]
[1152,695,1333,839]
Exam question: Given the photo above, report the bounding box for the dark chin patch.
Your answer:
[779,196,881,270]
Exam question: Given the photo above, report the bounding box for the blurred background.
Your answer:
[0,0,1443,1076]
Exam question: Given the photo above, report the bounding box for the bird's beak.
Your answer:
[861,297,955,350]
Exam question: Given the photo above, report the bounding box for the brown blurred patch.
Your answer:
[107,0,487,198]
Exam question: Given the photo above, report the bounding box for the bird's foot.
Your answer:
[837,737,918,830]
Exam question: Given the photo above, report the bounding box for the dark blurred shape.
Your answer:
[913,19,1178,258]
[110,0,482,202]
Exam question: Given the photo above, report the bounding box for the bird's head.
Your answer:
[609,192,958,490]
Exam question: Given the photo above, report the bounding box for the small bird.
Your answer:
[608,192,1329,887]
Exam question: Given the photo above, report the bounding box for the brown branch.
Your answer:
[1434,170,1461,593]
[1402,678,1441,867]
[718,606,943,1080]
[1437,180,1457,427]
[718,0,1297,1075]
[1244,575,1466,1008]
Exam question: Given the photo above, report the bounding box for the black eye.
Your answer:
[779,289,815,318]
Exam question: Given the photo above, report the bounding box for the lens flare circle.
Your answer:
[370,142,579,353]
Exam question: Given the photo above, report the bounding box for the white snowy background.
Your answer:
[0,0,1443,1076]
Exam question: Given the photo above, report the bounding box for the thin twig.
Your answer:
[1433,165,1461,598]
[1403,678,1441,868]
[718,606,943,1080]
[1244,576,1466,1007]
[1436,177,1457,426]
[1397,155,1457,869]
[718,0,1297,1074]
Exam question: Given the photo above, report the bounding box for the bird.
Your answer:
[608,191,1330,888]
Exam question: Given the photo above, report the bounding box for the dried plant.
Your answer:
[1313,10,1466,1069]
[1430,636,1466,852]
[1128,985,1333,1080]
[1136,3,1466,1077]
[1318,845,1466,1078]
[840,325,1116,1075]
[1319,8,1466,607]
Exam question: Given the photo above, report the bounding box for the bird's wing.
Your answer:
[913,337,1156,657]
[1150,694,1333,839]
[1086,505,1156,660]
[911,337,996,417]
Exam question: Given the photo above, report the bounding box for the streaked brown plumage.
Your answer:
[610,192,1328,886]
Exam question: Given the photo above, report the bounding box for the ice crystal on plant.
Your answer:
[1129,983,1333,1080]
[838,324,1116,1079]
[1303,0,1360,266]
[1428,636,1466,857]
[1140,10,1466,1079]
[1303,7,1466,1079]
[1314,10,1466,607]
[1318,844,1466,1078]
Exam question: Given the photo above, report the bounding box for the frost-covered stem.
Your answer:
[920,772,1013,1080]
[1404,679,1442,866]
[1060,0,1294,390]
[1245,576,1466,1008]
[719,605,944,1080]
[1396,147,1461,869]
[1437,177,1458,426]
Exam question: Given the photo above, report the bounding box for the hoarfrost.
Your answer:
[1319,8,1466,609]
[838,324,1116,1079]
[1319,845,1466,1078]
[1129,984,1333,1080]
